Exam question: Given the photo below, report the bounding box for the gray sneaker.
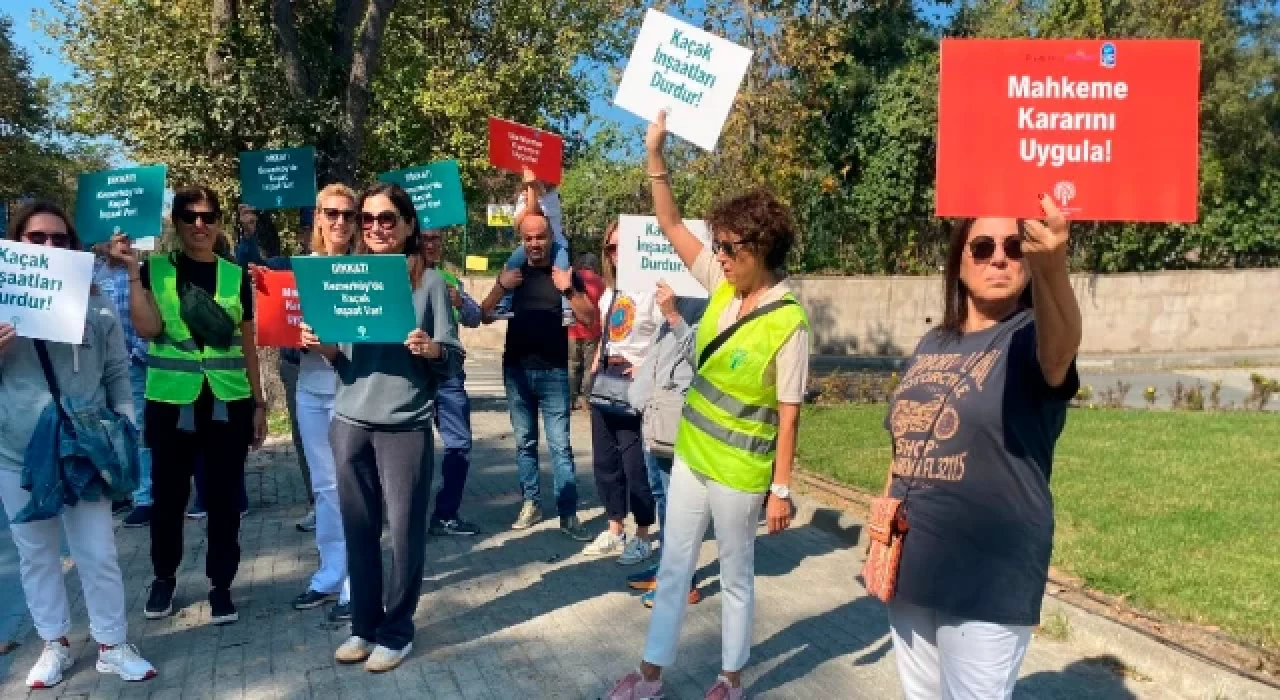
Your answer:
[511,501,543,530]
[560,515,591,542]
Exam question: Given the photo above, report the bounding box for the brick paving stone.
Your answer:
[0,350,1221,699]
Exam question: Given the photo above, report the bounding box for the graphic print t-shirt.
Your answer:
[598,288,663,368]
[886,311,1079,626]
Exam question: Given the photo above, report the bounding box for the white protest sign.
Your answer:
[616,215,711,299]
[613,9,753,151]
[0,240,95,344]
[133,237,157,251]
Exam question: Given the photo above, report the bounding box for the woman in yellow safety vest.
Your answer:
[608,112,811,700]
[126,185,267,628]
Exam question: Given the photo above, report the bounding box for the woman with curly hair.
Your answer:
[607,112,811,700]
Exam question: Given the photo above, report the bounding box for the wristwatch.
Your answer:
[769,483,791,499]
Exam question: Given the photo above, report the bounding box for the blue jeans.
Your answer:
[129,360,154,506]
[432,372,472,522]
[504,365,577,517]
[644,450,673,537]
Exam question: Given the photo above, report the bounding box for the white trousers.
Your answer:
[643,459,766,673]
[889,598,1033,700]
[295,388,350,603]
[0,470,128,645]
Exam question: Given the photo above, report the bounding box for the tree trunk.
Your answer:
[206,0,238,84]
[269,0,314,99]
[332,0,397,185]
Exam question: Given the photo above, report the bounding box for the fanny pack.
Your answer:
[180,280,237,349]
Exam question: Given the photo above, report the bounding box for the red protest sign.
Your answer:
[936,39,1200,222]
[487,117,564,185]
[254,270,303,348]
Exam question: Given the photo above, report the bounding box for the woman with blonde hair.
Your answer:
[282,183,361,620]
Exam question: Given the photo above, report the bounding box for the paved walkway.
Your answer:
[0,353,1207,699]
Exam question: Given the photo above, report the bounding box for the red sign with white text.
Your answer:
[487,117,564,185]
[936,39,1200,222]
[254,270,303,348]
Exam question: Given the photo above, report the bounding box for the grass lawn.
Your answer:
[798,405,1280,651]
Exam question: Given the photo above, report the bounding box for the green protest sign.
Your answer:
[377,160,468,229]
[291,254,417,343]
[74,165,168,245]
[239,147,317,211]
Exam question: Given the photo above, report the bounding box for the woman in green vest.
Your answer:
[608,112,811,700]
[126,185,267,628]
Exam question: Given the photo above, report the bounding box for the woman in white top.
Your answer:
[581,220,665,563]
[287,183,359,618]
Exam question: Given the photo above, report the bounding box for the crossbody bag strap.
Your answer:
[697,298,798,371]
[599,288,618,360]
[33,340,63,407]
[884,315,1029,499]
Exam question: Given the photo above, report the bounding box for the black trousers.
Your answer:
[331,418,433,651]
[147,386,253,589]
[591,406,656,527]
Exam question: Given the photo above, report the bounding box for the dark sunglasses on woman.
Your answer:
[323,208,357,222]
[711,238,749,258]
[177,210,219,226]
[968,236,1024,262]
[23,231,70,247]
[360,211,400,230]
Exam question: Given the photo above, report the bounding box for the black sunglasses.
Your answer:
[177,210,219,225]
[968,235,1024,262]
[711,238,749,258]
[360,211,400,230]
[323,208,357,222]
[24,231,70,247]
[604,244,618,254]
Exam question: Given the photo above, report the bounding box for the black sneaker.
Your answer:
[327,602,352,623]
[145,578,176,619]
[112,499,133,515]
[209,588,238,625]
[123,505,152,528]
[429,518,480,536]
[292,589,336,610]
[559,515,591,542]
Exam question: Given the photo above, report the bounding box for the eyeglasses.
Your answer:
[177,210,219,225]
[421,235,443,244]
[967,235,1024,262]
[323,208,357,223]
[23,231,70,247]
[361,211,400,231]
[711,238,749,258]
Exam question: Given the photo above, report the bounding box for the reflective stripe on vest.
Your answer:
[676,282,808,493]
[145,256,252,404]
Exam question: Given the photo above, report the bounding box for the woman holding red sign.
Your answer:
[878,201,1081,699]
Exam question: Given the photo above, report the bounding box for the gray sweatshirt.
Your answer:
[0,295,135,472]
[331,267,463,430]
[628,297,709,410]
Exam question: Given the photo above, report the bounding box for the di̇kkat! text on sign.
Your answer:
[239,147,319,211]
[378,161,468,229]
[613,9,753,152]
[615,215,711,299]
[74,164,168,245]
[935,39,1200,222]
[291,255,418,344]
[0,240,95,344]
[487,118,564,185]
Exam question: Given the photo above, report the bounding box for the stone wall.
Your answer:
[455,269,1279,357]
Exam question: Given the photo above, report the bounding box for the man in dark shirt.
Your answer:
[482,214,598,540]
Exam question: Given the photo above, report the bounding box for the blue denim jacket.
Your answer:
[14,396,140,523]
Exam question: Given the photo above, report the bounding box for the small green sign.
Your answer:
[239,147,318,211]
[291,254,417,344]
[377,160,468,229]
[74,165,168,245]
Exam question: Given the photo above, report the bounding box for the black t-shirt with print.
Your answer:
[885,310,1079,626]
[502,265,585,370]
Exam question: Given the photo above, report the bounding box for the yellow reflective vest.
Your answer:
[144,255,251,404]
[675,281,809,492]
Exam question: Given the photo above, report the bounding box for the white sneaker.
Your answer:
[618,537,653,566]
[365,643,412,672]
[334,636,375,664]
[96,643,157,682]
[27,640,73,689]
[582,530,627,557]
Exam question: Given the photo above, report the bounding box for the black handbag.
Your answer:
[588,290,640,417]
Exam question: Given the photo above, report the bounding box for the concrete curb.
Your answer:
[791,471,1280,700]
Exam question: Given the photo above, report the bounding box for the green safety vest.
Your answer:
[439,268,462,323]
[676,281,809,493]
[145,255,252,404]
